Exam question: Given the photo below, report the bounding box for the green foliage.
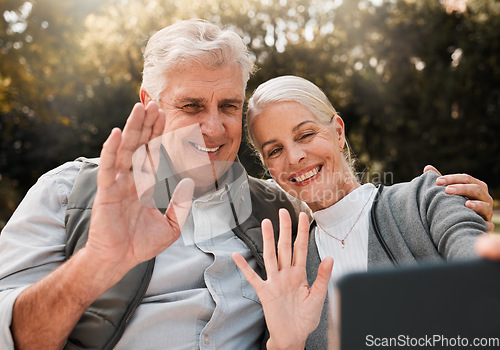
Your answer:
[1,0,499,228]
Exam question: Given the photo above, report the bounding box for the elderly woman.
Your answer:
[233,75,490,349]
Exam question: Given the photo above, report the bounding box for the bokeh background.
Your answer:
[1,0,499,230]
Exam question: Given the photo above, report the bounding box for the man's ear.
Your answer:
[140,88,153,106]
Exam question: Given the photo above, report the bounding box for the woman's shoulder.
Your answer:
[375,170,443,204]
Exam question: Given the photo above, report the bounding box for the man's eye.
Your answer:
[182,104,201,113]
[221,104,239,111]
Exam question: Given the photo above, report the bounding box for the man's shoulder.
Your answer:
[247,176,311,218]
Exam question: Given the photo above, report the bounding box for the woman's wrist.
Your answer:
[267,337,306,350]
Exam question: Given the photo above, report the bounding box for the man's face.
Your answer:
[156,63,244,192]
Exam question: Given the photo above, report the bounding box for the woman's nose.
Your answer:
[286,144,306,165]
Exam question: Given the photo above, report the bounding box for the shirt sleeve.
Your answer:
[420,171,488,260]
[0,162,81,348]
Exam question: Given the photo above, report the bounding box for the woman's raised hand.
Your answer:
[233,209,333,350]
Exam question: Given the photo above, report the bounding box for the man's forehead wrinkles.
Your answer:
[171,87,243,103]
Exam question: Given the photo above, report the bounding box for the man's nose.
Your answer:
[200,108,225,138]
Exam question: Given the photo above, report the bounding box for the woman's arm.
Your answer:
[423,165,494,231]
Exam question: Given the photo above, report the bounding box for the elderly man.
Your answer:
[0,19,494,350]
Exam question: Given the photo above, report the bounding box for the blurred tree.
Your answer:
[331,0,500,188]
[1,0,499,229]
[1,0,107,225]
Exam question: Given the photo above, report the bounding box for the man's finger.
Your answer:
[151,109,166,141]
[475,234,500,261]
[292,212,310,268]
[465,200,494,222]
[444,183,490,201]
[436,173,486,190]
[486,221,495,233]
[139,101,161,146]
[98,128,122,189]
[423,165,442,176]
[165,178,194,231]
[116,103,147,172]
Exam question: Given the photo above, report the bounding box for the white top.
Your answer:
[313,183,377,324]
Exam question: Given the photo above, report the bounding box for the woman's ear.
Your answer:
[140,88,153,106]
[333,114,346,149]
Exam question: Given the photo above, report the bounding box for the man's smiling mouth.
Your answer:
[189,142,221,153]
[290,165,322,183]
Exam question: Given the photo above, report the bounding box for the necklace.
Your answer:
[316,186,376,248]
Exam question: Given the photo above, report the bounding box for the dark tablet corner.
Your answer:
[337,259,500,350]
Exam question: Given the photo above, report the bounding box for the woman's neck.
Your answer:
[308,175,361,212]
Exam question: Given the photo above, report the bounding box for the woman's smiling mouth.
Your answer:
[290,165,322,183]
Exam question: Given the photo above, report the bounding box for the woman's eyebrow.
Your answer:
[261,120,318,150]
[261,138,278,151]
[292,120,318,132]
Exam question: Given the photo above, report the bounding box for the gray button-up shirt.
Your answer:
[0,161,265,349]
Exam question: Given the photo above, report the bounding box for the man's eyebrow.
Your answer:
[177,97,205,104]
[220,98,244,105]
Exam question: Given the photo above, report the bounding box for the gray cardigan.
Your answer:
[306,171,488,349]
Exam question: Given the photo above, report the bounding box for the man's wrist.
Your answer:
[75,247,133,297]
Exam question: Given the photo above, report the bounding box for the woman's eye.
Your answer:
[299,132,315,140]
[268,147,282,158]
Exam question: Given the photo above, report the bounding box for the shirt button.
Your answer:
[204,335,210,345]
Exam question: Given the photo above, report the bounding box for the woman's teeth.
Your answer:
[292,166,321,183]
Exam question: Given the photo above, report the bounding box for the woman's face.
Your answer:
[253,101,354,211]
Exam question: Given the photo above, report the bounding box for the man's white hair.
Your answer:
[142,19,254,101]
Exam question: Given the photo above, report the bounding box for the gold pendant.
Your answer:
[341,239,345,248]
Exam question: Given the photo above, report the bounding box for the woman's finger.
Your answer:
[309,257,334,301]
[277,208,292,269]
[262,218,278,276]
[292,212,310,268]
[233,252,264,291]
